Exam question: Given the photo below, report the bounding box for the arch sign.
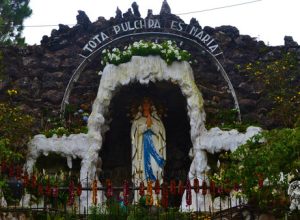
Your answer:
[80,18,223,58]
[62,17,241,121]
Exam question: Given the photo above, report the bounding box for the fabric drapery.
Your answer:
[143,129,165,181]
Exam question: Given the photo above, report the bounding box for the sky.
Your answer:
[23,0,300,46]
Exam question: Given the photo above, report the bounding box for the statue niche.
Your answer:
[99,81,192,190]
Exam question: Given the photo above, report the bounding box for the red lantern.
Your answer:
[31,174,37,189]
[217,186,223,195]
[154,179,160,195]
[106,179,113,198]
[38,184,44,196]
[186,180,192,206]
[193,179,200,193]
[146,181,153,206]
[15,165,22,180]
[52,185,59,198]
[1,160,7,174]
[92,179,97,205]
[178,180,185,196]
[9,164,14,177]
[170,180,176,195]
[67,180,75,206]
[139,181,145,196]
[23,173,29,188]
[161,182,168,208]
[210,180,216,196]
[202,180,207,195]
[123,180,129,206]
[77,182,82,197]
[45,182,52,197]
[258,175,264,189]
[234,183,239,191]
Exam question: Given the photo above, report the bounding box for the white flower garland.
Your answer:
[101,40,191,67]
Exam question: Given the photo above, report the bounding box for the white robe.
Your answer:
[131,111,166,201]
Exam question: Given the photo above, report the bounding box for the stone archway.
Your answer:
[88,56,206,159]
[99,81,193,186]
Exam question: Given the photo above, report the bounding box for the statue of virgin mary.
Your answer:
[131,98,166,187]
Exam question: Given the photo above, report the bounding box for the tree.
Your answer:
[0,0,32,45]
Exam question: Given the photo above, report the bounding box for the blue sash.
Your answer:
[143,129,165,181]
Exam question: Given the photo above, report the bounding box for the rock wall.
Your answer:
[0,1,299,130]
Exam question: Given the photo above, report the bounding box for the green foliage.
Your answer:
[33,212,77,220]
[211,127,300,215]
[240,52,300,127]
[101,40,192,67]
[0,138,22,162]
[0,50,4,80]
[88,199,210,220]
[42,104,88,137]
[0,101,34,153]
[206,108,256,132]
[0,0,32,45]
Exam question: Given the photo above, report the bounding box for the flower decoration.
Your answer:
[101,40,191,67]
[7,89,18,96]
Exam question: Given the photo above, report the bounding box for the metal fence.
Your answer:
[0,169,298,219]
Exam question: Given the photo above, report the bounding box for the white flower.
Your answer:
[133,42,139,47]
[167,40,172,45]
[102,49,107,54]
[112,48,119,52]
[161,49,166,54]
[168,45,174,50]
[288,173,295,182]
[272,189,278,195]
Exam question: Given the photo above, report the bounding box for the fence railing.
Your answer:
[1,166,298,219]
